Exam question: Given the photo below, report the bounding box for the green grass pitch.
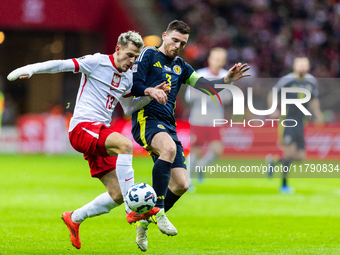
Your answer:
[1,154,340,254]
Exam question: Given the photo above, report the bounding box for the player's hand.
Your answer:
[7,66,33,81]
[224,63,251,83]
[154,82,171,95]
[144,82,168,105]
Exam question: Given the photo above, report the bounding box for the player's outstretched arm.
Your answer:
[188,63,251,96]
[7,66,33,81]
[7,60,75,81]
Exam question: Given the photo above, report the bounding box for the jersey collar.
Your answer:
[154,46,177,61]
[109,54,123,74]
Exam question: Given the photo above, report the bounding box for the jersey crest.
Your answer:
[111,73,121,88]
[173,65,182,75]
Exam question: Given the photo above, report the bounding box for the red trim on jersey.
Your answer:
[72,58,80,73]
[78,74,87,101]
[123,93,132,98]
[109,54,122,73]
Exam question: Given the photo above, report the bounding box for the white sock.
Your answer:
[116,154,135,213]
[71,192,119,223]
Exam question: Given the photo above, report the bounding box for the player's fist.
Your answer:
[7,66,33,81]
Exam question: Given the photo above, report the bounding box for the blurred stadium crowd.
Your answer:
[156,0,340,78]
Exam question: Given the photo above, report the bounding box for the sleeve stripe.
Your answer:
[136,47,153,62]
[136,48,148,61]
[72,59,79,73]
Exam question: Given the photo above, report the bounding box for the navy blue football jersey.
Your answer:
[275,72,319,124]
[132,47,197,127]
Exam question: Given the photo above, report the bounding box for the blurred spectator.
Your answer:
[155,0,340,78]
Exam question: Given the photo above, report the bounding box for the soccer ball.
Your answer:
[126,183,157,214]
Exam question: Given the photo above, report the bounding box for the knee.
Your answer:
[173,181,189,196]
[180,183,189,194]
[167,145,177,159]
[105,133,133,155]
[119,138,133,154]
[161,144,177,162]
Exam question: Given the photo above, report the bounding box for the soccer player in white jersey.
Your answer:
[7,31,169,250]
[185,47,230,189]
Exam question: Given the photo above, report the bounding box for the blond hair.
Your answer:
[117,31,144,49]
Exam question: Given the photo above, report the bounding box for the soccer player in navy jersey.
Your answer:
[266,57,323,194]
[130,20,251,251]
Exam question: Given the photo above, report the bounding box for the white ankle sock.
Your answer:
[71,192,119,223]
[116,154,135,213]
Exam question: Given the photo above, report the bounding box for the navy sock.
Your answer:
[164,189,180,212]
[279,158,291,186]
[152,159,172,209]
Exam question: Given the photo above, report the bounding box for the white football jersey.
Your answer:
[69,53,133,131]
[185,67,231,126]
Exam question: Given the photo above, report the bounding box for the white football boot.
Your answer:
[152,209,178,236]
[136,219,149,252]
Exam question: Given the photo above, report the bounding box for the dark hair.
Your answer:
[166,20,190,35]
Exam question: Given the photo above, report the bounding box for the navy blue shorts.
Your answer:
[282,125,305,149]
[132,114,186,169]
